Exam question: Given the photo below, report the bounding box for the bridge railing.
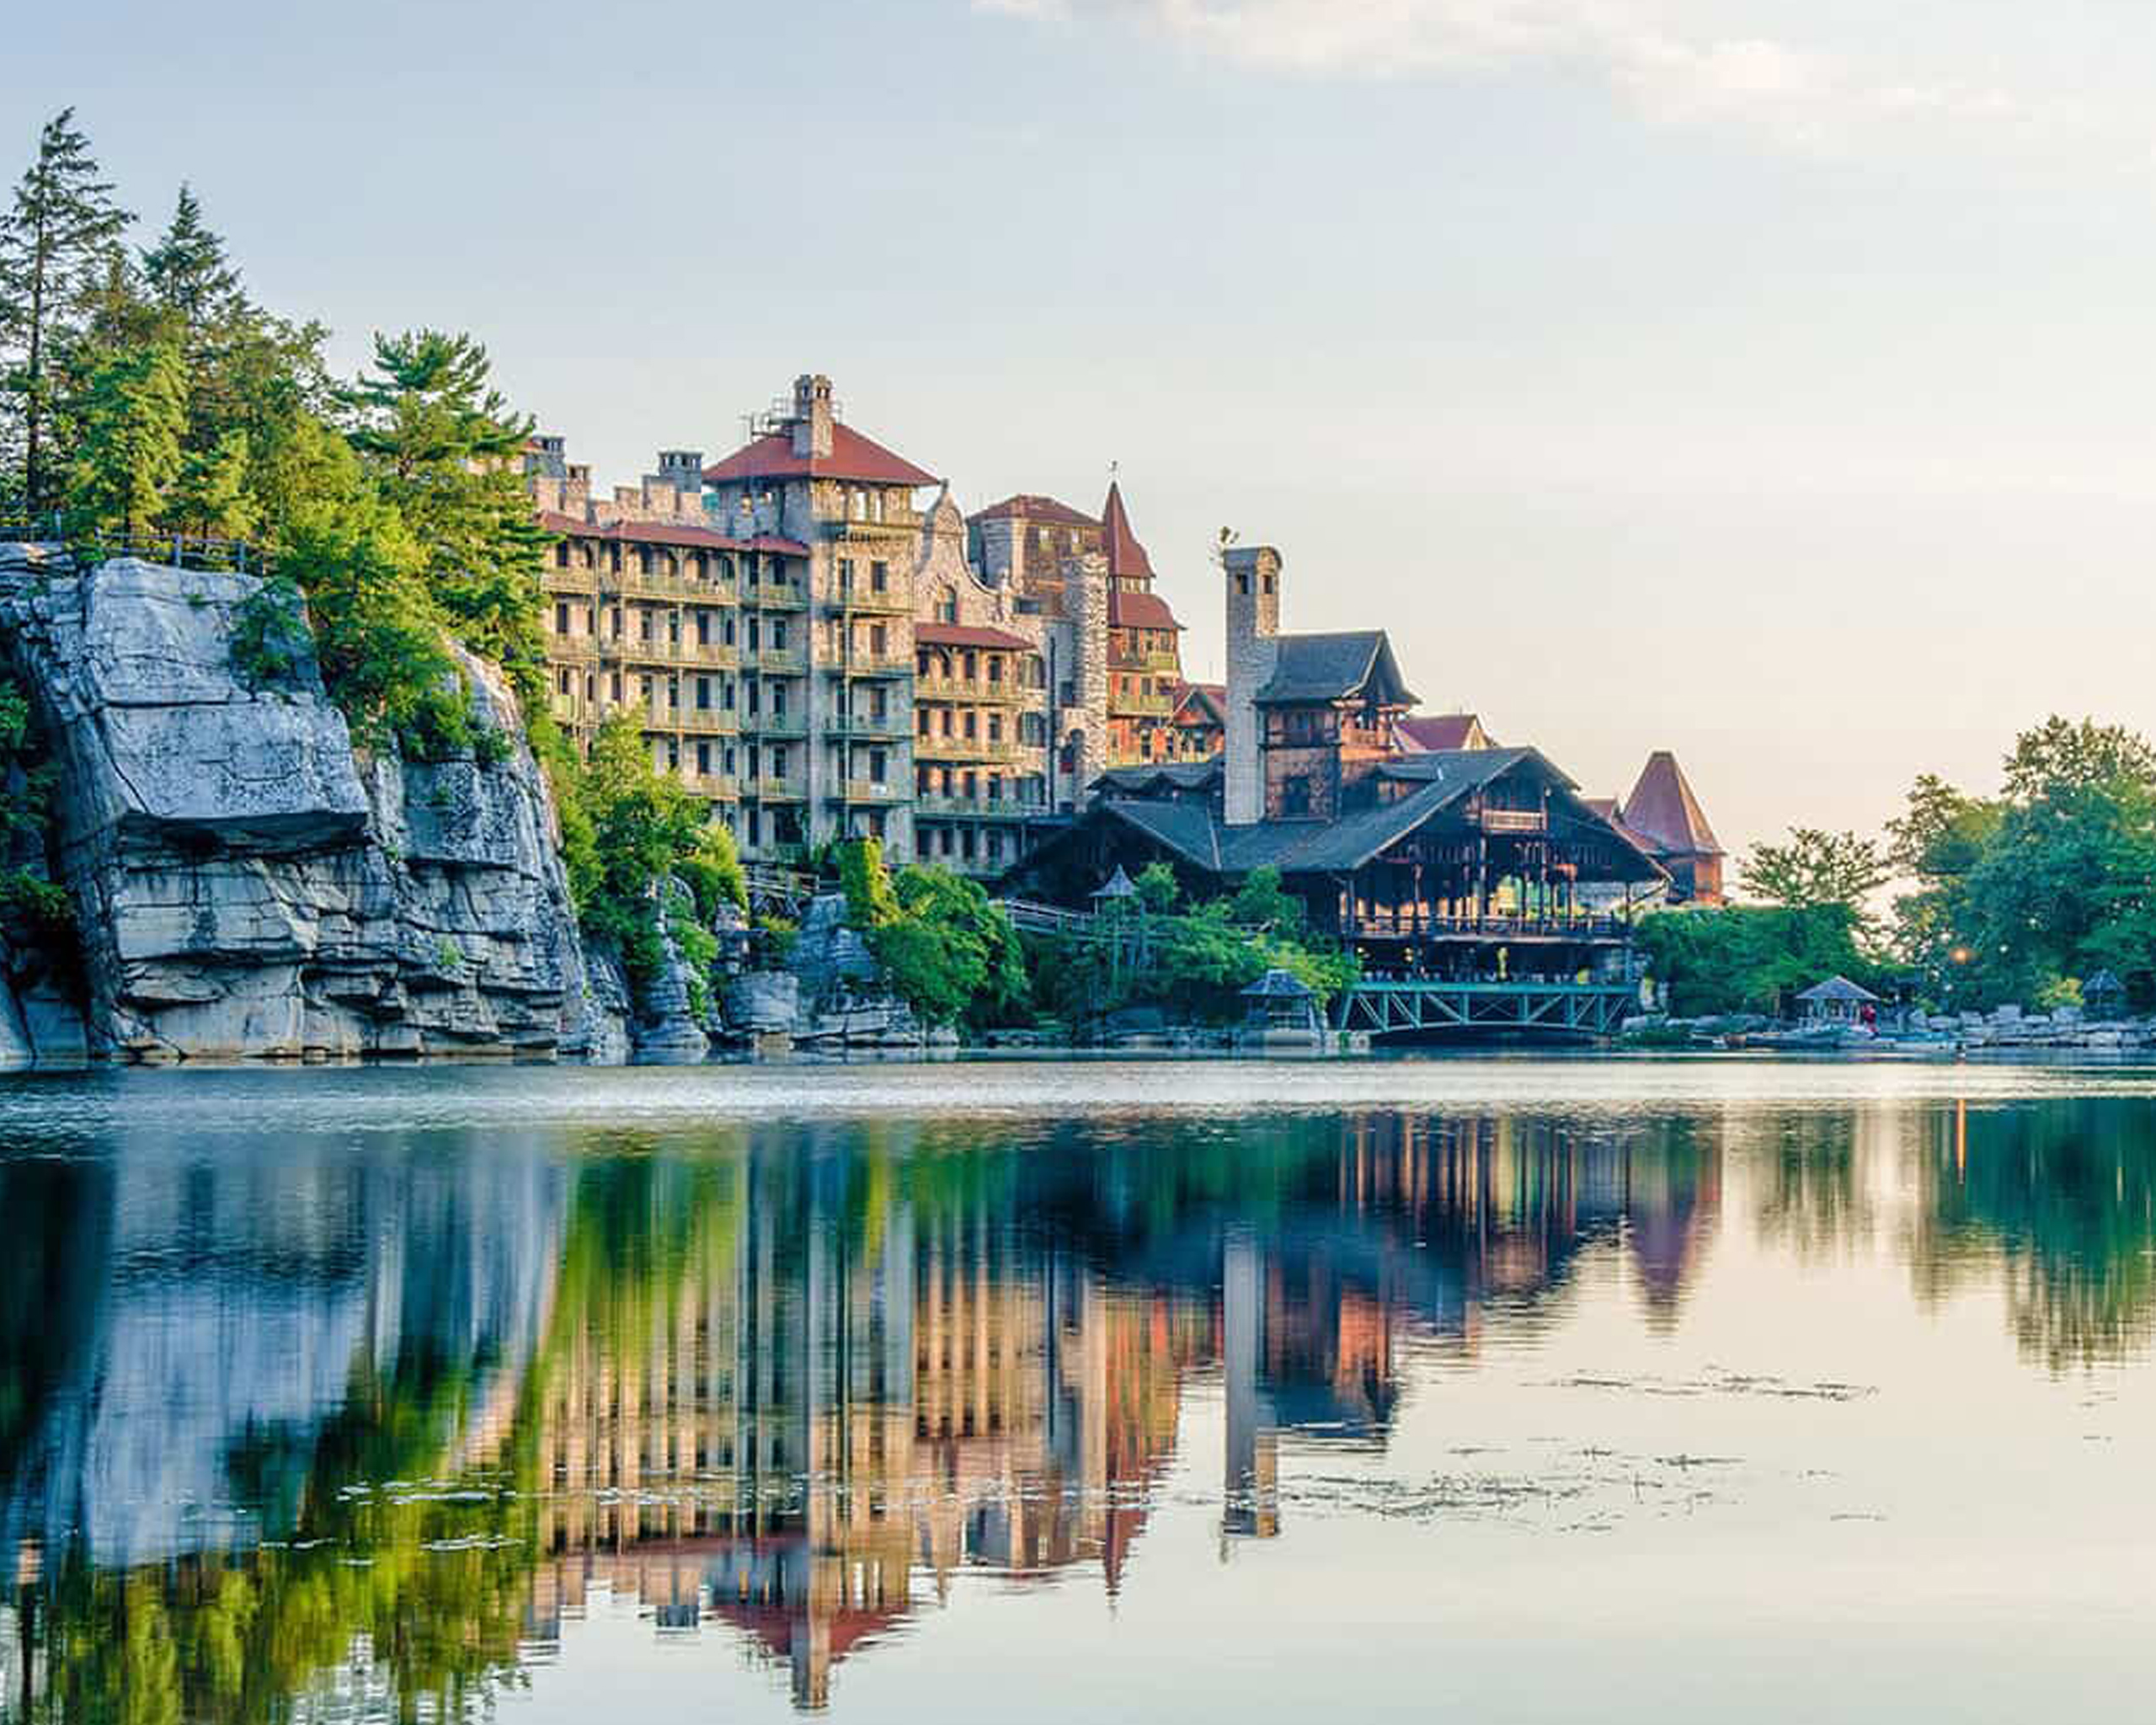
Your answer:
[1,515,270,575]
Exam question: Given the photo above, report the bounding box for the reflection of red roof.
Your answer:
[916,622,1033,651]
[1101,482,1155,579]
[536,510,808,556]
[969,494,1098,527]
[1108,587,1181,630]
[702,421,938,488]
[1397,713,1490,751]
[1622,751,1723,857]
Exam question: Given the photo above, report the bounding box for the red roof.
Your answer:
[968,494,1099,528]
[915,622,1033,651]
[1622,750,1724,857]
[1108,586,1182,630]
[1396,713,1491,751]
[1101,482,1155,579]
[702,421,938,488]
[536,509,808,556]
[1172,681,1226,724]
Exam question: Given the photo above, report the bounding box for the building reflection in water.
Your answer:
[47,1096,2144,1717]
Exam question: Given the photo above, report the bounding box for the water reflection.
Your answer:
[2,1081,2155,1718]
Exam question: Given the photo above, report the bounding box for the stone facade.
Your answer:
[1223,546,1282,828]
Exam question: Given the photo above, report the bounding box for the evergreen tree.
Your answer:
[0,109,131,510]
[346,330,549,696]
[141,184,243,333]
[65,339,184,538]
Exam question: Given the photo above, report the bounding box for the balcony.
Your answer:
[1109,690,1175,718]
[915,794,1039,822]
[663,708,740,736]
[613,568,739,604]
[1347,912,1628,943]
[832,651,912,678]
[832,583,912,614]
[740,579,808,611]
[743,711,807,739]
[744,776,807,802]
[1478,809,1548,836]
[827,515,916,542]
[915,671,1029,703]
[916,732,1029,765]
[826,712,910,740]
[754,647,807,676]
[679,772,741,801]
[836,780,904,804]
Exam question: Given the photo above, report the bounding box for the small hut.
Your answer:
[2084,969,2127,1021]
[1797,975,1881,1028]
[1242,969,1321,1043]
[1090,866,1139,909]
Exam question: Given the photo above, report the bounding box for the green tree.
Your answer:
[1134,859,1180,914]
[0,108,131,510]
[869,864,1029,1029]
[64,337,185,537]
[141,184,243,333]
[1738,827,1887,914]
[1638,903,1881,1018]
[839,836,900,929]
[346,330,549,702]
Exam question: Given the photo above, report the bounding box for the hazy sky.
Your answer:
[18,0,2156,859]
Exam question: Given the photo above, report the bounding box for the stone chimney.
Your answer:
[1224,545,1282,828]
[791,374,835,461]
[1065,550,1110,804]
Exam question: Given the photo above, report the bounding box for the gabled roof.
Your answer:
[1243,968,1315,999]
[535,509,808,556]
[1397,713,1492,752]
[1108,586,1182,631]
[1094,746,1665,884]
[1095,759,1223,796]
[915,622,1033,651]
[1799,975,1881,1003]
[968,494,1099,528]
[1255,631,1418,708]
[1172,681,1227,725]
[1101,482,1155,579]
[702,421,938,488]
[1622,751,1723,858]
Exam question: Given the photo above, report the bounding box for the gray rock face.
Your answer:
[0,548,628,1063]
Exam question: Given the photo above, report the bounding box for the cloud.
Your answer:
[971,0,2094,161]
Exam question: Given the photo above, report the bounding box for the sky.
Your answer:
[16,0,2156,861]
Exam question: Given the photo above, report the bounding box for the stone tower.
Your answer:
[1223,545,1282,828]
[790,374,835,460]
[1067,549,1111,801]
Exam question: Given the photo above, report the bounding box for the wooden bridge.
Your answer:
[1336,979,1639,1039]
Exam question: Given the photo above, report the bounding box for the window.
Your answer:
[988,655,1002,684]
[871,560,889,593]
[1282,775,1313,817]
[838,557,855,593]
[556,668,571,696]
[554,542,569,569]
[555,601,569,635]
[917,710,931,737]
[638,609,654,643]
[747,617,760,650]
[696,610,712,645]
[723,615,736,647]
[937,585,958,624]
[869,748,887,782]
[696,677,712,711]
[771,682,787,717]
[772,745,789,776]
[988,713,1003,743]
[696,740,712,774]
[723,679,736,712]
[771,619,787,650]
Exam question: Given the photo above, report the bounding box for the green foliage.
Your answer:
[62,336,185,537]
[1638,903,1884,1018]
[867,864,1030,1029]
[676,819,748,922]
[568,713,732,1001]
[0,673,72,954]
[1891,717,2156,1010]
[1027,877,1356,1029]
[229,574,311,687]
[1134,860,1180,914]
[0,108,132,510]
[838,836,899,929]
[1738,826,1887,916]
[345,329,549,709]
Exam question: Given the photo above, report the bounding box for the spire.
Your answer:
[1621,751,1723,857]
[1101,480,1155,580]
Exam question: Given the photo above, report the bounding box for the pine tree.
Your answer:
[346,330,550,697]
[0,109,131,512]
[66,339,185,539]
[141,184,243,334]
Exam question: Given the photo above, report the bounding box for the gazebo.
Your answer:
[1242,969,1321,1040]
[2084,969,2127,1020]
[1797,975,1881,1027]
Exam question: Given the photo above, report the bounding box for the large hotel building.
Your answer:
[528,373,1219,873]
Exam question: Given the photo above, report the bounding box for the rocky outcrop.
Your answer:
[0,547,628,1062]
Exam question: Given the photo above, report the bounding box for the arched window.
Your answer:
[936,585,958,624]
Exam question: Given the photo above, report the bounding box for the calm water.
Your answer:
[4,1058,2156,1722]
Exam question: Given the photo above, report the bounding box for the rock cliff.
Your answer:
[0,547,628,1063]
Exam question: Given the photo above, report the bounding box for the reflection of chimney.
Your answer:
[792,374,835,460]
[1224,546,1282,829]
[1222,1233,1279,1540]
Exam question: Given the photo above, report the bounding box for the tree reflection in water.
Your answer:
[1,1092,2152,1717]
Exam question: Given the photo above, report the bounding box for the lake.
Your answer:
[3,1057,2154,1722]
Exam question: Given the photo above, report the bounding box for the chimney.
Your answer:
[1223,545,1282,828]
[791,374,835,460]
